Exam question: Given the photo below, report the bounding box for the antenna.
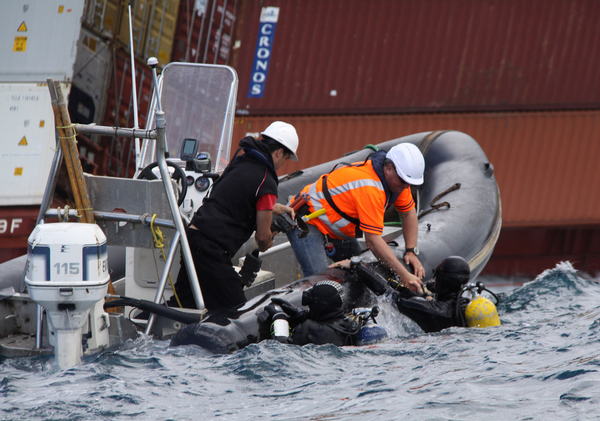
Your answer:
[147,57,162,112]
[128,2,141,171]
[138,57,162,168]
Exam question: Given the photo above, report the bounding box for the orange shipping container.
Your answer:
[234,110,600,276]
[233,110,600,228]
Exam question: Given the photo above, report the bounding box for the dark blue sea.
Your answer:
[2,262,600,420]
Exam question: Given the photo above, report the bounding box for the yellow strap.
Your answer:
[59,134,78,142]
[150,214,182,308]
[57,124,78,142]
[150,214,164,249]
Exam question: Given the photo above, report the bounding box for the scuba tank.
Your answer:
[263,304,290,343]
[459,282,501,328]
[353,306,388,346]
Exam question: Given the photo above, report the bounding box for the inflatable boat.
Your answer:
[0,62,500,366]
[169,130,502,353]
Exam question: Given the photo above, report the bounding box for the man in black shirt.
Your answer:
[171,122,299,311]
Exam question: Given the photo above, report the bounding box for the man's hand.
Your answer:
[404,252,425,279]
[273,203,295,219]
[364,232,424,294]
[403,273,424,295]
[329,259,352,269]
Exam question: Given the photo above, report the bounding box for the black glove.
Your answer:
[271,297,307,324]
[264,303,286,318]
[240,249,262,287]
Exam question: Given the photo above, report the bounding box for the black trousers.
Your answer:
[170,228,247,311]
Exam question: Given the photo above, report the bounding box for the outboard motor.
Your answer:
[25,223,111,369]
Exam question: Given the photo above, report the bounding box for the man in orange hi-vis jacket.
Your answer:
[286,143,425,294]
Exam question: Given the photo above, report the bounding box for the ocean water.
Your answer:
[2,262,600,421]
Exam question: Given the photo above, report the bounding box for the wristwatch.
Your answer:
[404,247,419,257]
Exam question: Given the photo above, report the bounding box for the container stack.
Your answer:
[0,1,85,263]
[8,0,598,275]
[76,0,237,177]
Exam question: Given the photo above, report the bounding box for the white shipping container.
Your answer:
[0,82,70,206]
[71,27,112,124]
[0,0,85,83]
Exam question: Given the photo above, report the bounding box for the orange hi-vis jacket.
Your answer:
[301,157,415,240]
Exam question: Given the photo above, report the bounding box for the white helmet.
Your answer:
[261,121,299,161]
[386,143,425,185]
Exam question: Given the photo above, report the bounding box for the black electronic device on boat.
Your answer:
[193,152,211,173]
[180,138,199,169]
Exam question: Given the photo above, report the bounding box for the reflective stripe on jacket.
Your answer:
[301,159,415,239]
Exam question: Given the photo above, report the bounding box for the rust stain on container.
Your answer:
[231,0,600,115]
[233,110,600,228]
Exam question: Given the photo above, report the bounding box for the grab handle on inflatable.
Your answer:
[419,183,461,219]
[480,162,494,178]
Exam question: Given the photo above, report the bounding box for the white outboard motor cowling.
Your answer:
[25,223,110,369]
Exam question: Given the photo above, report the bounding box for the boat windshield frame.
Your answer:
[141,63,239,173]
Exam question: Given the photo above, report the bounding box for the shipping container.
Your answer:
[144,0,179,67]
[171,0,238,65]
[482,226,600,277]
[0,81,73,264]
[82,0,122,38]
[70,27,113,125]
[0,82,71,206]
[0,205,41,264]
[234,110,600,278]
[232,110,600,228]
[0,0,85,83]
[115,0,150,53]
[99,47,155,177]
[115,0,183,68]
[230,0,600,116]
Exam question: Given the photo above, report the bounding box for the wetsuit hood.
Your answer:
[434,256,470,300]
[302,281,345,321]
[238,136,279,184]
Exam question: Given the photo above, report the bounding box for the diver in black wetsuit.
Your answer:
[265,281,360,346]
[392,256,471,333]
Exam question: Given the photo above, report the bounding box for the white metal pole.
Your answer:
[128,2,142,172]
